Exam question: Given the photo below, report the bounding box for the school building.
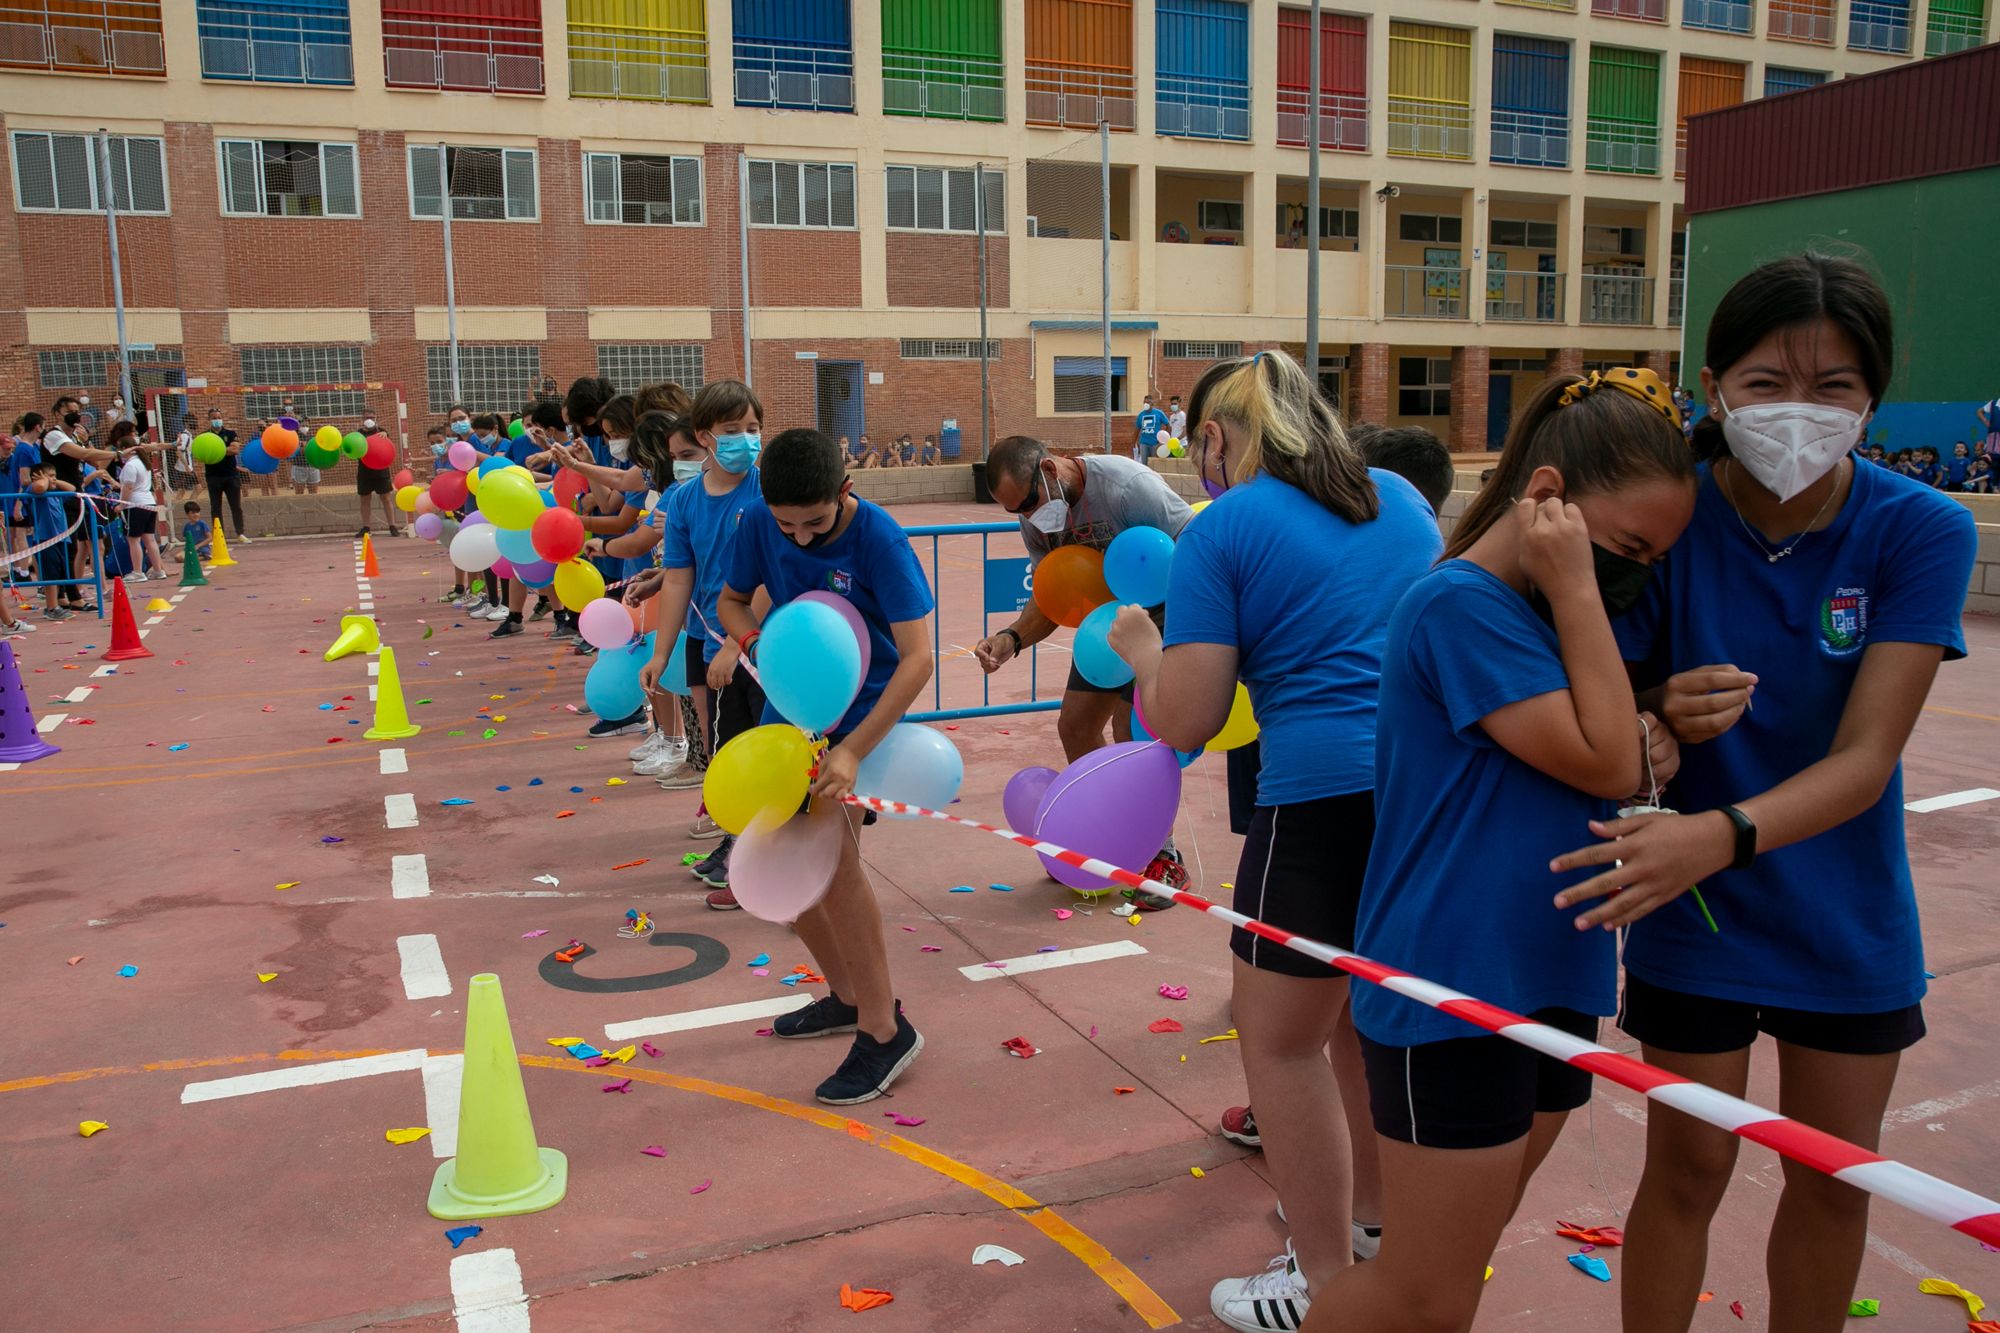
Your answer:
[0,0,1983,455]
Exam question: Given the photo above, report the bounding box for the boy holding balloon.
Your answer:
[716,427,935,1105]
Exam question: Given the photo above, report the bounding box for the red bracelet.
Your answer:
[737,630,760,656]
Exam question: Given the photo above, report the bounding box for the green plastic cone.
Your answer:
[428,973,567,1220]
[178,542,208,587]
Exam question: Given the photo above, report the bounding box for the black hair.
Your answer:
[564,376,617,431]
[760,427,846,506]
[597,394,638,439]
[986,435,1048,489]
[184,500,201,513]
[688,380,764,434]
[1351,422,1456,512]
[1695,252,1894,462]
[471,412,500,433]
[104,419,138,451]
[28,458,55,476]
[19,411,43,434]
[425,424,446,438]
[528,400,565,431]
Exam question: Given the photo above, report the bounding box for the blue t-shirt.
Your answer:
[184,518,211,547]
[505,435,544,472]
[28,489,68,541]
[659,467,762,658]
[1945,457,1971,488]
[8,438,39,492]
[1913,462,1942,488]
[1164,470,1442,805]
[615,487,653,583]
[1352,562,1621,1048]
[1134,408,1169,454]
[728,495,935,735]
[1614,461,1976,1013]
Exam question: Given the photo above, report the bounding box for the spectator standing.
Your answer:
[200,405,251,544]
[1133,394,1169,460]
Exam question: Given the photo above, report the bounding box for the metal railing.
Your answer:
[383,13,543,93]
[3,492,108,615]
[1586,118,1661,175]
[1683,0,1754,28]
[1275,89,1369,151]
[883,51,1004,121]
[1156,76,1251,141]
[1925,8,1984,52]
[1767,1,1835,42]
[1386,265,1468,320]
[1387,98,1473,160]
[1592,0,1668,18]
[0,2,164,73]
[1485,271,1566,323]
[901,522,1062,724]
[736,38,853,110]
[568,25,708,103]
[1499,0,1577,10]
[1024,61,1136,130]
[1848,2,1912,50]
[1584,273,1656,325]
[1668,275,1685,327]
[1490,108,1569,167]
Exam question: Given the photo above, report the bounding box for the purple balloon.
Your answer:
[460,510,489,528]
[1003,766,1058,833]
[795,589,871,682]
[513,557,555,588]
[1032,741,1181,892]
[411,512,443,541]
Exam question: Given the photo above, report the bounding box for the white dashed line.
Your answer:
[90,665,118,677]
[603,994,815,1043]
[37,713,66,733]
[391,853,431,899]
[450,1249,531,1333]
[397,934,452,1000]
[143,615,164,625]
[136,629,150,639]
[368,685,378,700]
[0,762,20,772]
[63,687,93,703]
[1906,788,2000,814]
[422,1053,463,1159]
[958,938,1150,981]
[367,661,380,676]
[379,747,408,775]
[385,793,418,829]
[179,1049,427,1104]
[169,594,186,603]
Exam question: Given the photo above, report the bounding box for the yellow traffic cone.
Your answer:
[323,613,380,662]
[208,522,237,568]
[428,973,568,1221]
[363,644,421,740]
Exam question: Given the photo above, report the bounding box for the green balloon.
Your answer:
[340,431,367,459]
[192,431,226,465]
[304,441,341,468]
[507,419,527,439]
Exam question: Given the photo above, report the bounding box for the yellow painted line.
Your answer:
[4,1050,1182,1328]
[1923,704,2000,725]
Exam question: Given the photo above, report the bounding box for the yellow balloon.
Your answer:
[477,469,542,529]
[1208,682,1259,751]
[552,557,605,611]
[703,724,815,835]
[394,484,422,513]
[314,424,342,450]
[463,464,482,495]
[1189,500,1211,518]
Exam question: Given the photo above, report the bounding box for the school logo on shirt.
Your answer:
[826,569,854,596]
[1819,586,1869,658]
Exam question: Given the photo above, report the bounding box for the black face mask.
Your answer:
[802,492,851,549]
[1531,543,1655,625]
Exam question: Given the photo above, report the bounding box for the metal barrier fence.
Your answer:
[901,521,1063,724]
[3,491,109,615]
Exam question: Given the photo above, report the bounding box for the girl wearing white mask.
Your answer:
[1547,254,1978,1333]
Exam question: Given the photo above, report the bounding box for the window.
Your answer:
[38,347,182,390]
[597,344,705,388]
[218,140,359,218]
[11,132,168,215]
[426,345,541,413]
[1398,212,1464,243]
[1161,341,1245,360]
[1583,223,1645,255]
[885,165,1004,234]
[238,346,368,421]
[899,339,1001,360]
[584,153,702,226]
[1277,206,1360,240]
[196,0,353,84]
[1052,356,1129,413]
[747,159,857,228]
[1398,356,1451,417]
[1489,357,1547,372]
[408,145,538,221]
[1488,219,1559,249]
[1198,199,1244,233]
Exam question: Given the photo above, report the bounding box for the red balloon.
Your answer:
[429,469,469,510]
[531,505,586,564]
[552,468,586,507]
[362,432,396,469]
[392,468,414,490]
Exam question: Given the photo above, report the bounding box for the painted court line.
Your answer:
[398,934,452,1000]
[422,1053,463,1159]
[367,661,380,676]
[385,793,419,829]
[604,994,814,1043]
[62,687,93,703]
[1884,1078,2000,1127]
[959,938,1150,982]
[368,685,378,701]
[450,1248,531,1333]
[391,853,431,899]
[136,629,150,639]
[0,762,19,773]
[1905,787,2000,814]
[379,747,408,775]
[169,594,186,603]
[179,1048,427,1104]
[143,615,164,625]
[37,713,66,733]
[90,665,118,678]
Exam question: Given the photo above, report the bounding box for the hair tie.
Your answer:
[1557,367,1681,430]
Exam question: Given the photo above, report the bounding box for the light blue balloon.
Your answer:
[477,454,512,476]
[759,599,862,735]
[1132,694,1204,769]
[1073,602,1135,689]
[584,637,648,720]
[660,632,690,697]
[494,524,540,565]
[855,722,963,818]
[1103,525,1176,607]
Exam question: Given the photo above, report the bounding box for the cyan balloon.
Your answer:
[854,723,963,818]
[1103,525,1176,607]
[493,524,541,566]
[758,599,862,735]
[1073,602,1134,689]
[584,638,649,720]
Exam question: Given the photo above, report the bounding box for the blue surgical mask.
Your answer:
[714,431,761,474]
[671,459,704,483]
[451,420,472,436]
[209,418,224,429]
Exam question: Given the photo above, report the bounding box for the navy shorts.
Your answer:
[1230,791,1374,979]
[1363,1008,1599,1150]
[1619,974,1926,1057]
[35,540,69,583]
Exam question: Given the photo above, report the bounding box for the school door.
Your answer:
[815,361,865,448]
[1486,374,1513,449]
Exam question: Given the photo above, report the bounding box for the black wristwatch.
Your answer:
[1717,804,1757,870]
[997,626,1022,653]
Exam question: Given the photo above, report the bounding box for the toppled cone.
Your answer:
[555,942,586,963]
[839,1284,894,1313]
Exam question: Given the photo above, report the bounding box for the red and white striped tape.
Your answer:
[841,792,2000,1249]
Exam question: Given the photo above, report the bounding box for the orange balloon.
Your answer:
[1033,545,1113,628]
[261,423,300,460]
[628,593,661,637]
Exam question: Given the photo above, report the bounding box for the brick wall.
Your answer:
[884,233,1010,309]
[1448,345,1491,452]
[1356,343,1390,422]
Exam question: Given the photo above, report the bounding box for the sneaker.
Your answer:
[690,847,725,881]
[574,642,598,657]
[487,618,522,639]
[354,527,370,539]
[688,810,724,839]
[815,1011,924,1106]
[695,838,732,888]
[127,571,148,583]
[656,763,706,791]
[529,600,552,622]
[43,607,72,621]
[705,887,740,910]
[548,626,579,644]
[629,730,669,762]
[633,741,690,778]
[1129,848,1187,911]
[480,605,510,622]
[1267,1200,1382,1263]
[774,992,859,1039]
[588,712,648,739]
[1209,1246,1310,1333]
[1220,1105,1261,1149]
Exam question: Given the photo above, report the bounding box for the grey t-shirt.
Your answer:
[1020,454,1193,568]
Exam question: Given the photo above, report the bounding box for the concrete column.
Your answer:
[850,0,881,117]
[1248,167,1277,316]
[857,144,888,312]
[708,0,735,109]
[1450,344,1492,451]
[1002,0,1027,127]
[1133,0,1157,138]
[1252,0,1281,150]
[1364,180,1388,323]
[1647,199,1674,329]
[1557,192,1585,327]
[1464,186,1486,329]
[1357,342,1391,422]
[1368,15,1392,159]
[1135,166,1158,314]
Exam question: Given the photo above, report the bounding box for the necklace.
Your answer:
[1720,459,1842,563]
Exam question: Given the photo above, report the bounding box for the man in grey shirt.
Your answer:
[974,434,1194,903]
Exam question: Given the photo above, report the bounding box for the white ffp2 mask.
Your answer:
[1718,391,1865,502]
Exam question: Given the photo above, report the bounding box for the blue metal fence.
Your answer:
[3,492,109,616]
[900,521,1063,724]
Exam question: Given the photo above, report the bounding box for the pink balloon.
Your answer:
[578,597,634,649]
[448,440,478,472]
[796,590,870,681]
[1032,741,1182,892]
[1003,766,1058,833]
[490,556,516,580]
[413,492,438,516]
[731,799,844,923]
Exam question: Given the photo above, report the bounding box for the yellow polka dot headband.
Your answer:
[1556,367,1682,430]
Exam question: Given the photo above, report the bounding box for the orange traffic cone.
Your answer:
[103,577,153,662]
[362,532,380,578]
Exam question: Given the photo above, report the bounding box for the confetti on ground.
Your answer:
[1568,1254,1612,1282]
[602,1078,633,1093]
[67,956,83,966]
[565,1042,603,1060]
[320,836,344,844]
[1052,908,1074,920]
[689,1180,711,1194]
[642,1042,662,1058]
[838,1285,893,1313]
[570,786,584,793]
[1113,1086,1136,1095]
[1159,985,1189,1001]
[444,1226,483,1249]
[78,1121,109,1137]
[988,883,1013,892]
[554,810,576,819]
[533,874,560,886]
[1847,1300,1880,1317]
[748,953,770,967]
[117,965,137,978]
[971,1245,1025,1267]
[274,882,300,891]
[440,798,474,806]
[606,777,625,786]
[948,885,975,893]
[1918,1279,1985,1320]
[528,778,544,786]
[1000,1037,1038,1059]
[1190,1166,1205,1179]
[611,859,650,870]
[1199,1029,1241,1044]
[385,1127,431,1145]
[641,1145,667,1157]
[257,972,278,983]
[883,1112,926,1127]
[1147,1018,1183,1034]
[1556,1223,1625,1247]
[168,743,188,751]
[522,929,549,939]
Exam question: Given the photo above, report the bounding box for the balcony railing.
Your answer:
[1386,265,1469,320]
[1593,0,1667,19]
[1388,97,1473,160]
[1584,273,1656,325]
[0,1,164,74]
[200,29,352,84]
[883,51,1003,120]
[1491,108,1569,167]
[1848,2,1912,51]
[1586,118,1661,175]
[1668,275,1685,327]
[1683,0,1754,30]
[1767,1,1835,42]
[1024,61,1136,130]
[1485,270,1566,322]
[1156,75,1251,141]
[737,38,852,111]
[1499,0,1577,10]
[1275,89,1369,151]
[383,15,542,93]
[569,26,708,102]
[1925,9,1985,53]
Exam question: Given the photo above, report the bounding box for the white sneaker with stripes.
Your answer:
[1210,1244,1310,1332]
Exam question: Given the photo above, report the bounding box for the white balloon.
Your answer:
[449,522,501,572]
[1156,428,1173,444]
[1156,443,1173,458]
[854,723,964,820]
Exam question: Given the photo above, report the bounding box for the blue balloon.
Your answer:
[758,599,862,734]
[1073,602,1135,689]
[584,637,649,720]
[1103,525,1176,607]
[660,631,690,697]
[239,439,279,475]
[477,454,512,477]
[1132,694,1204,769]
[494,524,540,565]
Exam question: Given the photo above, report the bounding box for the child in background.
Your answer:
[182,501,211,558]
[718,427,935,1105]
[1945,441,1972,491]
[1967,455,1993,494]
[27,461,80,621]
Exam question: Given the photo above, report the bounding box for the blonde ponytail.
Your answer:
[1186,350,1378,523]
